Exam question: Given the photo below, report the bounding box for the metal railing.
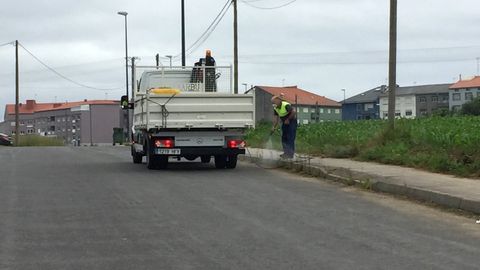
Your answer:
[133,65,233,94]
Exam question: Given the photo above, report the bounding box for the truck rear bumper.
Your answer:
[153,147,245,156]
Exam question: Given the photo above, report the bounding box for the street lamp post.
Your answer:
[165,55,173,68]
[341,89,346,103]
[242,83,248,93]
[118,11,130,142]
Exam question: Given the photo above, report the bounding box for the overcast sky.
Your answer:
[1,0,480,119]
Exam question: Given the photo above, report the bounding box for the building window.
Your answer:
[419,96,427,103]
[452,93,461,101]
[364,103,374,111]
[465,92,473,101]
[335,109,340,114]
[405,110,413,116]
[395,111,401,117]
[302,119,309,125]
[303,107,309,113]
[420,109,427,116]
[431,96,438,102]
[319,108,324,114]
[383,112,388,118]
[327,109,331,114]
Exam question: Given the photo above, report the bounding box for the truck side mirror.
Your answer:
[121,95,128,109]
[121,95,132,110]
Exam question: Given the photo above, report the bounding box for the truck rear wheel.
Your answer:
[146,152,157,170]
[132,152,143,164]
[214,155,227,169]
[226,155,238,169]
[132,145,143,164]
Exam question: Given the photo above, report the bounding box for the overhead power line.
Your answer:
[0,41,15,47]
[241,0,297,10]
[173,0,232,59]
[18,42,123,91]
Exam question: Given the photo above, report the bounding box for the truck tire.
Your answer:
[201,155,211,163]
[146,152,157,170]
[226,155,238,169]
[214,155,227,169]
[132,152,143,164]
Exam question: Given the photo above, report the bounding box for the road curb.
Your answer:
[240,154,480,215]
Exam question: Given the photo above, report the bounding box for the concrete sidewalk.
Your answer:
[244,148,480,215]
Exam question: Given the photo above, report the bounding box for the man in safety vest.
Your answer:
[271,96,297,159]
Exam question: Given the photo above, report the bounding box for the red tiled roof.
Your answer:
[450,76,480,89]
[5,100,119,115]
[256,86,340,107]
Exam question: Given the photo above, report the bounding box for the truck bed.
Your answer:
[133,92,255,130]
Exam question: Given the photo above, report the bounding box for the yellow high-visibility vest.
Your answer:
[274,101,291,118]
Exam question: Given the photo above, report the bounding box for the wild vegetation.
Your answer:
[14,135,65,147]
[245,116,480,177]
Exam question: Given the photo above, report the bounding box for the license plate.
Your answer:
[155,149,181,155]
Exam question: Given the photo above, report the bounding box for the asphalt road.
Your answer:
[0,146,479,270]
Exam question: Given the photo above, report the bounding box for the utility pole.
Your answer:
[233,0,239,94]
[181,0,186,67]
[15,40,19,146]
[388,0,397,131]
[156,53,160,69]
[89,105,93,146]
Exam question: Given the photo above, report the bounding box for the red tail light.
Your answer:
[228,139,245,149]
[154,139,173,148]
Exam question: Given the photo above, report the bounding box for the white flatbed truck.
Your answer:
[130,65,255,169]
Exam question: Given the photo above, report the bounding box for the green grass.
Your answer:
[14,135,65,147]
[245,117,480,178]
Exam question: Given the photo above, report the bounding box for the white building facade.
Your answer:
[379,94,416,119]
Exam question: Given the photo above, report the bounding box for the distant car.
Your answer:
[0,133,12,146]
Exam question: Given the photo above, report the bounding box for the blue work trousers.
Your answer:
[281,120,297,157]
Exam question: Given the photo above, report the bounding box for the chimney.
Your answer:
[26,100,36,110]
[459,74,462,81]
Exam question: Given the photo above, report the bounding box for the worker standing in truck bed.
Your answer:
[205,49,216,92]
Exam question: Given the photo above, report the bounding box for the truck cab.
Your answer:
[130,65,255,170]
